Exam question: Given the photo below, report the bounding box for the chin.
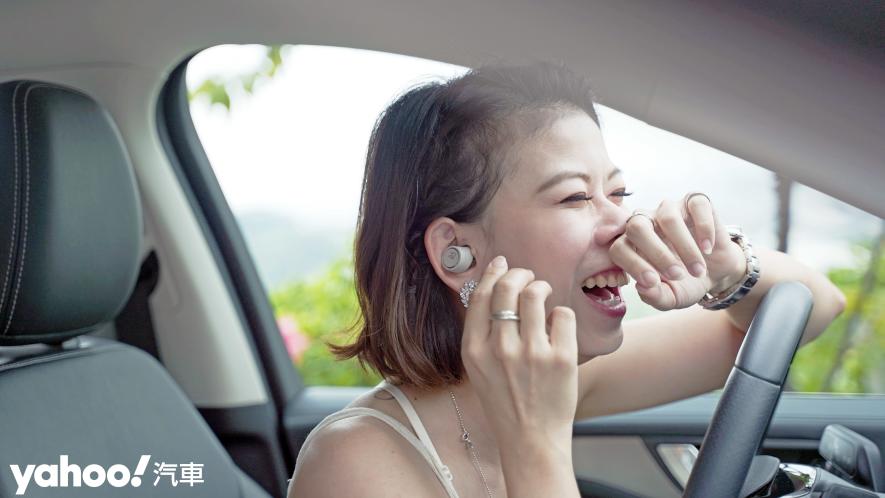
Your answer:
[576,325,624,364]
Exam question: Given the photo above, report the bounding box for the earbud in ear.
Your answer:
[442,245,473,273]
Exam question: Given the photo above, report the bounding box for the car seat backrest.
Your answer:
[0,81,271,497]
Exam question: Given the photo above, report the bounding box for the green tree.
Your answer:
[188,45,285,110]
[270,250,382,387]
[789,228,885,394]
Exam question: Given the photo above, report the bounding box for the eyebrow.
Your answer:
[534,167,622,195]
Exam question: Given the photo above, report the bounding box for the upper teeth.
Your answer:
[583,271,629,289]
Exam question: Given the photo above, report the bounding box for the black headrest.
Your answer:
[0,81,142,346]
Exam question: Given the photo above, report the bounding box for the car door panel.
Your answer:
[574,393,885,496]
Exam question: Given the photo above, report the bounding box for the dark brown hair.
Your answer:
[329,61,600,389]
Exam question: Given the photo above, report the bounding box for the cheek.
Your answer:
[491,210,595,290]
[515,239,587,308]
[524,215,593,257]
[506,234,586,286]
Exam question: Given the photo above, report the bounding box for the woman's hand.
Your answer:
[461,255,578,453]
[609,193,746,311]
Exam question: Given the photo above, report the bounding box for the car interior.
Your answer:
[0,1,883,497]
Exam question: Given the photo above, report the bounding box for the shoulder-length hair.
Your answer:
[329,61,600,390]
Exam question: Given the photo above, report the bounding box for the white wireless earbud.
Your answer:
[442,245,473,273]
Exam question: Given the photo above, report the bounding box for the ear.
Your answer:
[424,216,488,294]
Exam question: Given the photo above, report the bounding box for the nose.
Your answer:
[594,200,631,247]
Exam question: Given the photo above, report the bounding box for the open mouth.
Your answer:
[582,284,623,307]
[581,270,628,317]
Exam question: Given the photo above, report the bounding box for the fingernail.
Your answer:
[701,239,713,255]
[492,255,507,268]
[690,262,706,277]
[667,265,684,280]
[641,271,659,287]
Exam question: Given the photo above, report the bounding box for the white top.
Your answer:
[286,379,460,497]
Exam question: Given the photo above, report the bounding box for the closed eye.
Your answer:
[562,193,593,204]
[562,190,633,204]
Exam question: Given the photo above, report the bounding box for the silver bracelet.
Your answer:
[698,225,761,310]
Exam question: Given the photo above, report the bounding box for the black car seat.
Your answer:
[0,80,271,497]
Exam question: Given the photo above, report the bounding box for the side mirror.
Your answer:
[819,424,884,492]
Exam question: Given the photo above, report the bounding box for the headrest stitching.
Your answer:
[0,82,25,326]
[2,84,45,336]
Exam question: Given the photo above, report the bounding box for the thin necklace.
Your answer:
[448,388,494,498]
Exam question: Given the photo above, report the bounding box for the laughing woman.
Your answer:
[287,61,845,498]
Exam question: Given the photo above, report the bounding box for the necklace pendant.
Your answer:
[461,431,474,449]
[449,392,494,498]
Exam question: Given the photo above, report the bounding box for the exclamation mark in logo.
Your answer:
[130,455,151,487]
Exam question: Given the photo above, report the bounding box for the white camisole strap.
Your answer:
[287,401,460,497]
[377,379,454,481]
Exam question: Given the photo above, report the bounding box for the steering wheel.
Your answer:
[682,281,814,498]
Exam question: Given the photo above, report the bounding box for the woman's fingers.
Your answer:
[611,236,662,292]
[462,255,508,351]
[489,267,535,358]
[462,257,573,370]
[684,193,717,255]
[547,306,577,362]
[656,199,707,278]
[624,194,719,282]
[519,279,554,353]
[625,212,686,281]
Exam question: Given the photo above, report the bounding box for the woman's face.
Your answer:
[483,110,632,362]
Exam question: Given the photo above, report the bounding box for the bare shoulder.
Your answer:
[287,412,447,498]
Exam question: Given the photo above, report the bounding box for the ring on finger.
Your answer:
[684,192,711,213]
[490,310,520,321]
[626,210,657,230]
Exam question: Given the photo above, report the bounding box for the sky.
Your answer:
[186,44,882,280]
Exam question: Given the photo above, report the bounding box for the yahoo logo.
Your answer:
[9,455,151,495]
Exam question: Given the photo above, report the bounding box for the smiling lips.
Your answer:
[581,269,629,317]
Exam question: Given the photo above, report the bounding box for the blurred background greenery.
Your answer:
[790,231,885,393]
[270,244,381,387]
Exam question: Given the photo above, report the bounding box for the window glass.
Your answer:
[186,44,884,393]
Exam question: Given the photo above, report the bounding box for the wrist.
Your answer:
[708,239,747,295]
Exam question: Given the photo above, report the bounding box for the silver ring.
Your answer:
[490,310,520,321]
[684,192,711,213]
[626,210,656,229]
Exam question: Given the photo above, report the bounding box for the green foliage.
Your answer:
[270,250,382,387]
[267,45,283,76]
[188,45,286,110]
[189,79,231,109]
[789,240,885,393]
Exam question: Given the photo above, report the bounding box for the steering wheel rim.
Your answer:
[682,281,814,498]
